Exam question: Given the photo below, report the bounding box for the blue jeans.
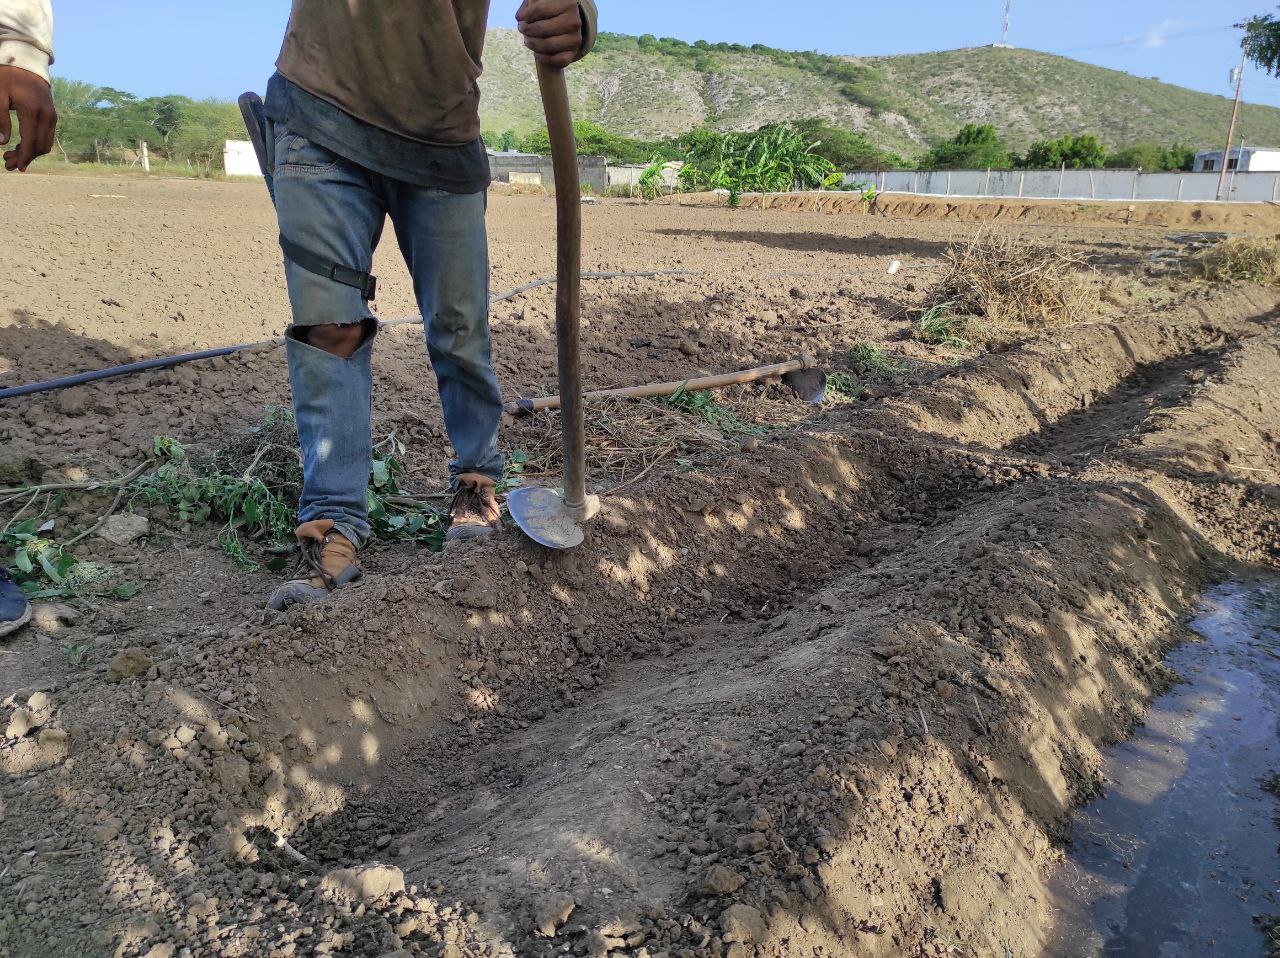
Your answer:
[270,126,504,548]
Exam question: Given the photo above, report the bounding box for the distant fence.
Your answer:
[845,169,1280,204]
[489,153,608,192]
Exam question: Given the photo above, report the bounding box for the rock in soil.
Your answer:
[318,864,406,903]
[95,512,150,545]
[107,647,153,682]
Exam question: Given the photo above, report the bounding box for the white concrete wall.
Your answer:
[223,140,263,178]
[607,163,682,189]
[846,169,1280,203]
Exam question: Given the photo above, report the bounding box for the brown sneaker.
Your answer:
[446,473,503,542]
[266,520,362,611]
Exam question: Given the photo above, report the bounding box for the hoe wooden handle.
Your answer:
[507,358,816,416]
[536,61,587,514]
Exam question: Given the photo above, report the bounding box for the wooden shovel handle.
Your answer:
[536,61,587,513]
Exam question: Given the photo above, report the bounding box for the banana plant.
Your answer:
[678,124,842,203]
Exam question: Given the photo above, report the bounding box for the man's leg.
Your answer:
[387,184,504,538]
[269,128,386,607]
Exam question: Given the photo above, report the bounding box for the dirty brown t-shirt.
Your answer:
[275,0,597,146]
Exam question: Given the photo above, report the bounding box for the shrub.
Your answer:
[1019,134,1106,170]
[1105,143,1194,171]
[791,118,904,171]
[924,124,1010,170]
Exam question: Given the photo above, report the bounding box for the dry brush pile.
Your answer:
[918,231,1099,349]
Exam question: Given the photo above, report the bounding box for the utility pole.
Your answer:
[1217,50,1246,202]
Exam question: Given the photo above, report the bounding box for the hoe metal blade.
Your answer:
[507,487,598,550]
[783,367,829,404]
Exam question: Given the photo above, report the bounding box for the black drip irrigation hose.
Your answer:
[0,269,699,402]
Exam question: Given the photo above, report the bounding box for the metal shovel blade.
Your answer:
[506,486,587,550]
[783,367,829,404]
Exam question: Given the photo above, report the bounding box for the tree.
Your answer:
[170,98,242,174]
[518,127,551,155]
[49,78,105,162]
[791,119,904,171]
[518,121,658,163]
[1242,12,1280,75]
[1105,143,1194,171]
[497,129,520,152]
[92,88,153,161]
[139,95,190,149]
[1019,134,1107,170]
[923,124,1010,170]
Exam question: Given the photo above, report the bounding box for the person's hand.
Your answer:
[516,0,584,69]
[1,65,57,172]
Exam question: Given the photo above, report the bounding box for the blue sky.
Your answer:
[46,0,1280,110]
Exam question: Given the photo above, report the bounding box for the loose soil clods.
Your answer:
[0,177,1278,957]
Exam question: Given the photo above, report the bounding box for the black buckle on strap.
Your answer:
[279,234,378,302]
[326,261,378,301]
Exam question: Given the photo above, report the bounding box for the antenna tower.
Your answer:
[1002,0,1012,46]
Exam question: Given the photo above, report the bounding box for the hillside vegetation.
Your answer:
[479,30,1280,159]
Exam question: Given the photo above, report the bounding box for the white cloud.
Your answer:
[1142,18,1189,50]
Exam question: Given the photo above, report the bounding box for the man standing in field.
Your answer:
[263,0,596,610]
[1,0,56,638]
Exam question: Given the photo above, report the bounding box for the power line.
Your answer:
[1052,24,1233,57]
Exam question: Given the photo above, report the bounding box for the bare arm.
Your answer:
[0,0,57,171]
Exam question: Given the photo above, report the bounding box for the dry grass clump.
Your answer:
[196,405,302,502]
[922,231,1097,346]
[507,385,806,491]
[1198,238,1280,286]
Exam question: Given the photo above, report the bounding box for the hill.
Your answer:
[478,30,1280,159]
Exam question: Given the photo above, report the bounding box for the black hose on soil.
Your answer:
[0,269,699,401]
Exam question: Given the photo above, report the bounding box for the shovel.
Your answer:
[506,62,600,550]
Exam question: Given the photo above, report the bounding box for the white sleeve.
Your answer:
[0,0,54,82]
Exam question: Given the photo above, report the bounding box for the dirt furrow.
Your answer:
[302,309,1280,958]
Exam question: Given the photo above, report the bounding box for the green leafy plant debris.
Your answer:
[847,343,907,381]
[2,518,137,602]
[131,410,445,572]
[917,302,972,349]
[825,372,857,398]
[664,385,769,437]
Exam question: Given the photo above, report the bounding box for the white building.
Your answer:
[223,139,264,178]
[1193,147,1280,173]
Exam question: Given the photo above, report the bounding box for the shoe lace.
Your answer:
[451,485,483,522]
[290,536,337,591]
